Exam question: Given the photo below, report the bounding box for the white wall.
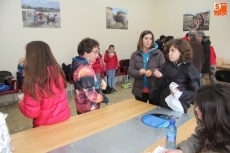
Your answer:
[157,0,230,62]
[0,0,229,103]
[0,0,157,102]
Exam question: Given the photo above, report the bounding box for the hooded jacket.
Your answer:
[19,67,70,127]
[72,56,106,114]
[104,51,118,70]
[158,62,200,113]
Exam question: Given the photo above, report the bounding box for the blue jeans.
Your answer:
[107,69,116,88]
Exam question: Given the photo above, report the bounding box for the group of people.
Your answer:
[129,30,200,113]
[129,30,229,153]
[16,39,120,126]
[13,29,230,153]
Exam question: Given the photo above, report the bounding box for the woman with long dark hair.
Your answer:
[128,30,165,104]
[163,84,230,153]
[19,41,70,127]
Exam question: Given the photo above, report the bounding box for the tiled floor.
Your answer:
[0,81,194,135]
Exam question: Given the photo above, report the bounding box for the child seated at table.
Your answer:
[163,84,230,153]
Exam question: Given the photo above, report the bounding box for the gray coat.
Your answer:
[189,37,204,73]
[128,49,165,98]
[178,117,230,153]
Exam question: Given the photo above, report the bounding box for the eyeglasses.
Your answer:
[91,51,99,55]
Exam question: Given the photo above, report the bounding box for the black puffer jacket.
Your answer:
[201,36,211,73]
[158,62,200,113]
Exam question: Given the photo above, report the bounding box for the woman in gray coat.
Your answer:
[163,84,230,153]
[128,30,165,104]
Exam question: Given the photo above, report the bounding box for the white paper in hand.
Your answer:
[153,146,167,153]
[169,82,182,99]
[0,113,12,153]
[165,82,184,113]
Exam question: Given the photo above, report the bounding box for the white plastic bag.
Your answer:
[165,82,184,113]
[0,113,12,153]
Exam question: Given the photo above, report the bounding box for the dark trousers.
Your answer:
[135,92,155,104]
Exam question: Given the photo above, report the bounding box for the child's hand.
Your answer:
[109,53,114,57]
[139,68,146,75]
[18,57,25,66]
[171,88,179,97]
[18,93,24,103]
[153,69,162,78]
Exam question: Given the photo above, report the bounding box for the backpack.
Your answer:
[102,86,113,94]
[0,71,12,84]
[0,84,11,92]
[122,59,130,69]
[215,70,230,83]
[62,63,73,81]
[0,71,12,92]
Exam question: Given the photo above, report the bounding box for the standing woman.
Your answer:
[128,30,165,104]
[18,41,70,128]
[104,45,118,92]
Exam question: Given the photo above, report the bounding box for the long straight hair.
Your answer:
[137,30,155,50]
[195,84,230,152]
[22,41,67,100]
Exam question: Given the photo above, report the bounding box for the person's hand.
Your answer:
[109,53,114,57]
[139,68,146,75]
[163,149,183,153]
[18,93,24,103]
[171,88,179,97]
[153,69,162,78]
[18,57,25,66]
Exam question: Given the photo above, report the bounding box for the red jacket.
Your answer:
[92,54,105,73]
[19,75,70,127]
[104,51,118,70]
[210,45,216,65]
[182,36,189,41]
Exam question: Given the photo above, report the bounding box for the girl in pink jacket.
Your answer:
[18,41,70,127]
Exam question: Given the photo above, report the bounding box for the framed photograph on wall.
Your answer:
[183,10,210,31]
[106,7,128,30]
[21,0,61,28]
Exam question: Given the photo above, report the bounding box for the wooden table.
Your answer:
[217,64,230,70]
[11,99,197,153]
[142,117,196,152]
